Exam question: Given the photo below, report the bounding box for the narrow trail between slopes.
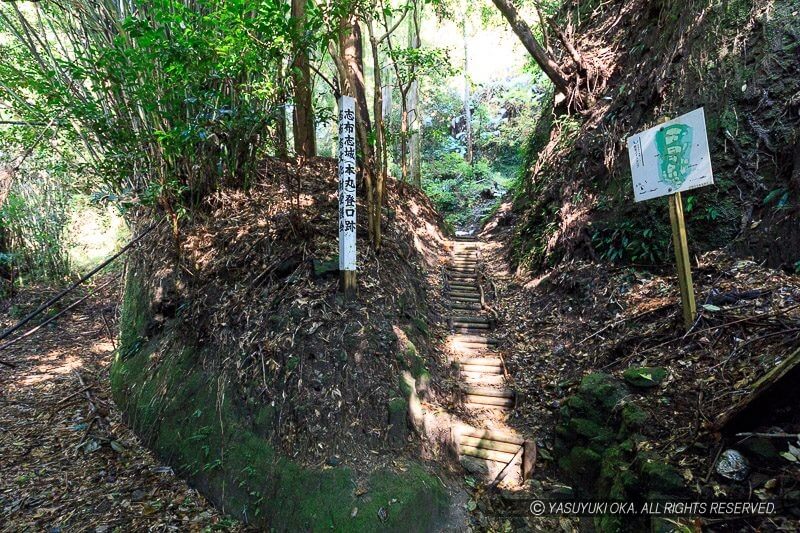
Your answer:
[444,237,535,487]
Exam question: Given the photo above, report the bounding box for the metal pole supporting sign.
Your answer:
[337,95,357,297]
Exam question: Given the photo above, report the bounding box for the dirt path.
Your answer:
[0,278,246,532]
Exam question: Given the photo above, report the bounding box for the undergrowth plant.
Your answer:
[0,0,296,235]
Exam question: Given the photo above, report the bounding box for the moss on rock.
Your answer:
[639,456,685,495]
[555,373,685,533]
[623,366,667,388]
[558,446,601,481]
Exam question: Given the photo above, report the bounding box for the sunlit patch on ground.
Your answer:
[0,279,246,531]
[19,351,84,386]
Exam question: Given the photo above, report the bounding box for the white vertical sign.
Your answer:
[337,96,357,271]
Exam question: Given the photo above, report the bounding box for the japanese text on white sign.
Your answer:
[338,96,357,271]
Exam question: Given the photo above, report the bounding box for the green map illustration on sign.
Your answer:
[655,124,693,188]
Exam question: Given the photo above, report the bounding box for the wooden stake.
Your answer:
[668,191,696,329]
[340,270,356,299]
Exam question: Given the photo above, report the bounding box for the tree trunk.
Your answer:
[407,3,422,187]
[490,0,571,95]
[291,0,316,157]
[275,66,288,158]
[400,105,409,182]
[339,16,377,242]
[461,5,473,165]
[381,12,393,134]
[367,19,387,251]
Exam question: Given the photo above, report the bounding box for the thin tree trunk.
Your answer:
[291,0,316,157]
[406,2,422,186]
[461,5,473,165]
[490,0,571,95]
[368,19,386,251]
[400,104,408,182]
[275,66,288,158]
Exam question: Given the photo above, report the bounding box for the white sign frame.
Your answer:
[627,107,714,202]
[337,96,357,272]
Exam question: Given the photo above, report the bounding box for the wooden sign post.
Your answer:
[337,95,357,298]
[668,192,697,329]
[628,108,714,330]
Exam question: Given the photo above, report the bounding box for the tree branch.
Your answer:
[377,0,412,43]
[490,0,570,95]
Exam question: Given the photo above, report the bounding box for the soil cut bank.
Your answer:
[111,158,454,530]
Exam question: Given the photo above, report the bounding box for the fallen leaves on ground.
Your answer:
[0,279,249,532]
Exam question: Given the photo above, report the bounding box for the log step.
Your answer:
[453,319,489,326]
[450,290,478,296]
[462,357,502,366]
[451,288,480,295]
[452,316,488,324]
[459,364,503,374]
[451,293,480,300]
[453,328,491,335]
[461,373,506,385]
[461,428,524,445]
[459,445,515,463]
[460,436,521,454]
[464,394,514,407]
[450,335,498,344]
[453,323,490,330]
[450,345,495,355]
[452,307,482,313]
[460,386,513,398]
[464,402,512,411]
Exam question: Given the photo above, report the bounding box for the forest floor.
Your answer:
[0,276,248,532]
[472,211,800,531]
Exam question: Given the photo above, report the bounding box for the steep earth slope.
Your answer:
[503,0,799,273]
[111,158,456,530]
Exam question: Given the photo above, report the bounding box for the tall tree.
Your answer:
[291,0,317,157]
[490,0,570,95]
[335,15,376,242]
[326,0,410,250]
